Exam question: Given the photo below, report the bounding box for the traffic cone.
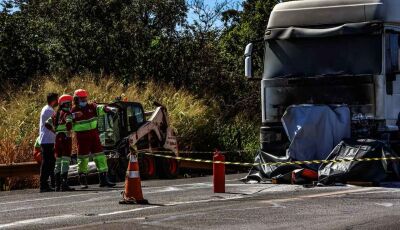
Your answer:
[119,152,148,205]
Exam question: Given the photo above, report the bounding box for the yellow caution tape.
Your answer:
[137,150,253,154]
[141,152,400,167]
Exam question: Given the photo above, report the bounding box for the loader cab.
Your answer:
[98,101,146,149]
[244,0,400,155]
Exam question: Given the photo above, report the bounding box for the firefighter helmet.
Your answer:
[74,89,88,98]
[58,94,73,105]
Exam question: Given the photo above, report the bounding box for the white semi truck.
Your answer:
[245,0,400,157]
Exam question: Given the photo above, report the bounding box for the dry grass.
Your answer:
[0,75,218,189]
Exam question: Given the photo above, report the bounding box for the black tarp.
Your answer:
[265,22,382,40]
[245,139,400,184]
[262,22,383,80]
[263,34,382,79]
[318,139,400,185]
[245,150,302,182]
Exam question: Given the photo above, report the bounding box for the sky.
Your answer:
[1,0,245,18]
[187,0,244,26]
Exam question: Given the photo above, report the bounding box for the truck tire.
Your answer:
[139,155,156,179]
[157,157,179,179]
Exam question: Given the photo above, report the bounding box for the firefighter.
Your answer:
[71,89,116,188]
[45,94,75,191]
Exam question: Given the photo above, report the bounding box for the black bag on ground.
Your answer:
[244,150,301,183]
[318,139,400,185]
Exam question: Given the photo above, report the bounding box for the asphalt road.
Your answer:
[1,173,400,230]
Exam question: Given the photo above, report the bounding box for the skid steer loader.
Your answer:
[68,98,179,182]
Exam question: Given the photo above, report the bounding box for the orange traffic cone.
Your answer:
[119,152,149,205]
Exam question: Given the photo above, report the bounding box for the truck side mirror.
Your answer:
[244,43,253,78]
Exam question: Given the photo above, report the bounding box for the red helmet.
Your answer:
[74,89,88,98]
[58,94,73,105]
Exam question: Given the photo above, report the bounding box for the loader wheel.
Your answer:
[116,156,129,182]
[157,158,179,179]
[139,155,156,179]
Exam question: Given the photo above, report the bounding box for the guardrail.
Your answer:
[0,162,40,177]
[0,160,244,179]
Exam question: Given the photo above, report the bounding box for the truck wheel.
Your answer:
[139,155,156,179]
[157,158,179,179]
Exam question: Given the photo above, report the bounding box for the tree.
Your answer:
[215,0,282,118]
[0,1,47,82]
[0,0,188,82]
[0,0,283,115]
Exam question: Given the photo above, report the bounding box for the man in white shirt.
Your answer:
[39,93,58,192]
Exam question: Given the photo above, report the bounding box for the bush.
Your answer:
[0,75,260,189]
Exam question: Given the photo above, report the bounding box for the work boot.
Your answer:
[99,172,116,187]
[79,173,88,189]
[55,173,61,192]
[39,186,54,193]
[61,173,75,192]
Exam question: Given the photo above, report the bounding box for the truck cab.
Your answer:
[245,0,400,156]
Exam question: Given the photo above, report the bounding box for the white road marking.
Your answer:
[375,202,394,207]
[260,187,379,204]
[0,196,113,213]
[147,186,182,193]
[0,206,34,213]
[98,206,158,216]
[0,192,247,228]
[0,191,117,205]
[1,183,388,229]
[0,181,232,206]
[269,202,287,208]
[300,187,377,198]
[165,195,244,206]
[351,189,400,195]
[0,214,78,229]
[225,207,264,211]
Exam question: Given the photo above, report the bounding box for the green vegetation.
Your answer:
[0,0,282,170]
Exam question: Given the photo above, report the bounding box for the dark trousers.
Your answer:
[40,144,56,189]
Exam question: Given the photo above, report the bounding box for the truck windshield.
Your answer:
[263,34,382,79]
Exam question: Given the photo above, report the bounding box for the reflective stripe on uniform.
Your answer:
[54,157,62,174]
[77,156,89,174]
[65,114,73,123]
[55,124,67,133]
[93,152,108,173]
[61,156,71,174]
[96,105,106,116]
[73,117,98,132]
